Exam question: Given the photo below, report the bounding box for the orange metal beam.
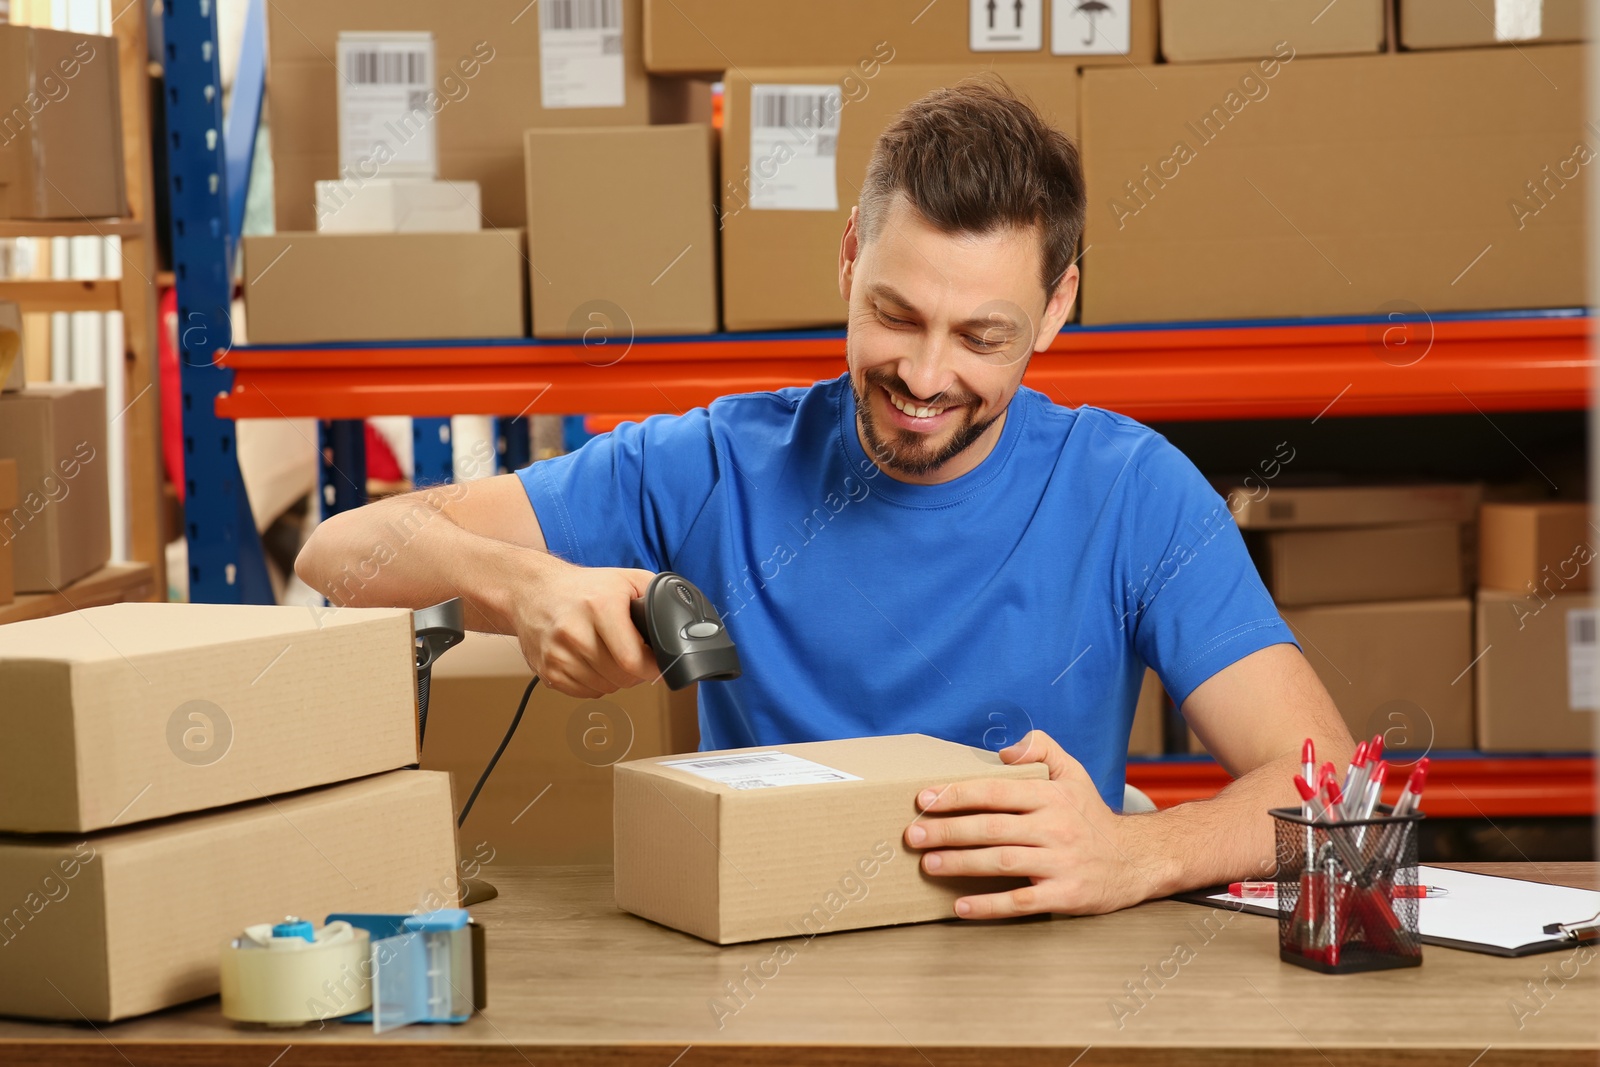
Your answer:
[215,313,1591,423]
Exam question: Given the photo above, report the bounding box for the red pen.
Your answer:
[1228,880,1446,899]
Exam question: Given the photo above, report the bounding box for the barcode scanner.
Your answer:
[630,572,742,690]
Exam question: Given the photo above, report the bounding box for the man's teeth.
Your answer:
[889,392,947,419]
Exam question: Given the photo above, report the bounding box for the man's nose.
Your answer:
[896,344,957,402]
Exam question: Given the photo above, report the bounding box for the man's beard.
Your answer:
[853,366,1005,477]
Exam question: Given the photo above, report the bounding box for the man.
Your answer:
[297,79,1354,920]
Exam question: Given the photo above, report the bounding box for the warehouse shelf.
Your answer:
[0,563,156,625]
[1127,752,1596,817]
[214,308,1589,422]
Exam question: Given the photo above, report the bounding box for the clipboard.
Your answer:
[1174,865,1600,958]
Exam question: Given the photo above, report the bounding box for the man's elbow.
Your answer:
[294,515,345,597]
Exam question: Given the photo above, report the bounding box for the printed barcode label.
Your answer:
[660,750,864,789]
[1567,608,1598,711]
[539,0,626,108]
[749,84,843,212]
[336,32,438,179]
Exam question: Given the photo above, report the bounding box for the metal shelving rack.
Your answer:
[162,1,1594,813]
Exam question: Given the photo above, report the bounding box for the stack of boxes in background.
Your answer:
[0,603,458,1021]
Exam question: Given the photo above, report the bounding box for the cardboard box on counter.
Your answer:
[1,299,22,392]
[1479,501,1593,594]
[0,25,124,219]
[1252,521,1465,607]
[614,734,1049,944]
[0,603,418,832]
[1399,0,1585,50]
[423,631,698,864]
[1226,483,1483,529]
[1080,46,1587,325]
[242,231,526,343]
[525,125,717,338]
[0,384,109,593]
[721,64,1078,330]
[0,460,14,605]
[1160,0,1384,61]
[1282,598,1474,752]
[0,770,458,1022]
[267,0,688,231]
[1475,589,1597,752]
[644,0,1158,73]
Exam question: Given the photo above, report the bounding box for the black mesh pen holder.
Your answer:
[1270,805,1424,974]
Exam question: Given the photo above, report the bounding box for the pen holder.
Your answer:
[1270,805,1424,974]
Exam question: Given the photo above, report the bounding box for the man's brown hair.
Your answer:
[857,77,1086,298]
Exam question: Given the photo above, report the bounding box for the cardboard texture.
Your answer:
[1160,0,1385,61]
[1227,483,1483,529]
[0,26,124,219]
[614,734,1050,944]
[643,0,1158,73]
[1253,521,1465,607]
[1478,501,1593,594]
[0,299,21,392]
[1128,667,1165,756]
[0,603,419,832]
[720,64,1078,330]
[1080,46,1588,324]
[0,384,110,592]
[0,770,459,1022]
[1400,0,1585,49]
[422,631,698,864]
[267,0,677,230]
[525,125,718,337]
[315,177,483,233]
[0,459,14,605]
[1282,599,1474,752]
[1475,589,1597,751]
[242,231,527,343]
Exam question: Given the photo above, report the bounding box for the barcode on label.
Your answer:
[755,91,835,130]
[815,133,838,156]
[348,50,429,85]
[542,0,622,31]
[676,755,784,769]
[1571,611,1596,645]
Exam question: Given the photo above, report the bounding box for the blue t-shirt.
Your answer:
[517,373,1297,809]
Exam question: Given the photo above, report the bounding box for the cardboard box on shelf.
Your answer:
[422,631,698,865]
[1399,0,1585,50]
[0,300,22,392]
[267,0,685,231]
[315,178,483,233]
[1478,501,1593,594]
[525,125,717,338]
[0,459,14,605]
[0,603,419,832]
[1080,46,1587,325]
[1253,521,1465,607]
[614,734,1049,944]
[1160,0,1384,61]
[1475,589,1597,752]
[241,231,526,343]
[1128,668,1165,757]
[1282,598,1474,752]
[0,770,458,1022]
[643,0,1158,73]
[0,26,124,219]
[720,64,1078,330]
[1226,483,1483,530]
[0,384,109,592]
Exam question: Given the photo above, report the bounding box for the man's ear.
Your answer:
[839,207,861,303]
[1033,263,1080,352]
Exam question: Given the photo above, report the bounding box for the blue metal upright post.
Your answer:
[495,417,531,473]
[413,417,454,488]
[319,420,369,516]
[162,0,272,603]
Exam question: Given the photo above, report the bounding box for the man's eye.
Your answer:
[877,310,911,327]
[966,333,1006,351]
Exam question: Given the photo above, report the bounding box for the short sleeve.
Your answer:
[516,409,719,572]
[1117,431,1298,707]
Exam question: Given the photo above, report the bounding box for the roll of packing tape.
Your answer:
[220,918,372,1026]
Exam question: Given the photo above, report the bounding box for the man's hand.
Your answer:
[903,729,1172,919]
[507,558,659,699]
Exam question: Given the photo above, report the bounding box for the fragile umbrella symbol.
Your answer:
[1077,0,1110,45]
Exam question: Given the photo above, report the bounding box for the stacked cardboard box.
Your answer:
[0,383,111,593]
[1160,0,1385,62]
[1474,502,1596,752]
[0,604,460,1021]
[1398,0,1585,50]
[1226,484,1483,754]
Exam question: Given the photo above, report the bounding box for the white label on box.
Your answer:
[748,84,842,212]
[1495,0,1543,41]
[1567,608,1598,711]
[661,751,864,789]
[539,0,626,109]
[1051,0,1131,55]
[337,32,438,179]
[970,0,1043,51]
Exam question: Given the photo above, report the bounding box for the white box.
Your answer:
[315,178,482,233]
